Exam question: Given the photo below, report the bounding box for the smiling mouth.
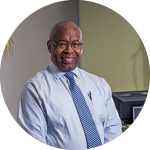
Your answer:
[61,57,75,64]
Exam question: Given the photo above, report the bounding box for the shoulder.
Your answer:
[23,66,52,90]
[78,68,111,92]
[78,68,107,84]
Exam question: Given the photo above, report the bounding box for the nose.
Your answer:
[64,44,74,54]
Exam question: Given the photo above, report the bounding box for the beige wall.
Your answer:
[0,1,79,121]
[80,1,149,92]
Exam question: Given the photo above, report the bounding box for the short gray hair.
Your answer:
[49,21,82,40]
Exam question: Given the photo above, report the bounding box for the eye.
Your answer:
[58,43,66,46]
[72,42,80,48]
[57,42,67,49]
[72,42,79,45]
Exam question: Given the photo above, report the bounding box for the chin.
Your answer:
[61,68,75,72]
[60,65,76,72]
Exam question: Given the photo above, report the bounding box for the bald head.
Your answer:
[49,21,82,40]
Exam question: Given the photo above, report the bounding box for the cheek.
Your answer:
[51,49,63,63]
[52,49,63,57]
[75,49,83,56]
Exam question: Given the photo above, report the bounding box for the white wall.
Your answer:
[0,1,79,121]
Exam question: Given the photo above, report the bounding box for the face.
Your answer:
[47,23,83,72]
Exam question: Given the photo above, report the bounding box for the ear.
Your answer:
[47,40,51,53]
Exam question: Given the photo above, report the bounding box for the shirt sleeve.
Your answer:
[17,82,47,144]
[102,79,122,144]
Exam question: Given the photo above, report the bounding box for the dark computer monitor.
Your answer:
[132,106,143,121]
[112,91,147,124]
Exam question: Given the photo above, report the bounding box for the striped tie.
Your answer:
[64,72,102,149]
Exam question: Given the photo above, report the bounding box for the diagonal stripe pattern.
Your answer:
[64,72,102,149]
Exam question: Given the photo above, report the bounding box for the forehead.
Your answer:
[52,23,81,41]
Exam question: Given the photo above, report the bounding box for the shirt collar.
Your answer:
[48,60,80,79]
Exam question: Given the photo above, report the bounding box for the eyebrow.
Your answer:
[58,39,67,42]
[58,39,80,43]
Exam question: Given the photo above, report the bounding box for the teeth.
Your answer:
[62,57,74,63]
[65,58,73,60]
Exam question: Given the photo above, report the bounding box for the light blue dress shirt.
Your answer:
[17,61,122,150]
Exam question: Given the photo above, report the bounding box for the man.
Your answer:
[17,21,122,150]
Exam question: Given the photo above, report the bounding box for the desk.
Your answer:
[122,124,130,132]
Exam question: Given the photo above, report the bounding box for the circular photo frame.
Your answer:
[0,1,150,150]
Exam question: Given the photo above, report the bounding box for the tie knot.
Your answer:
[64,72,75,80]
